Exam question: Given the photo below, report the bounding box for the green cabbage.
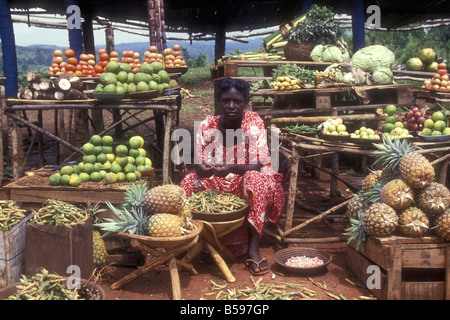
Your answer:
[310,45,324,62]
[322,46,343,62]
[372,66,394,85]
[351,45,395,72]
[341,72,356,84]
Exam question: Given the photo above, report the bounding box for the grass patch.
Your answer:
[180,66,212,86]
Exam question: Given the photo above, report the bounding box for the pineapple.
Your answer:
[147,213,185,237]
[374,136,434,190]
[344,210,367,251]
[398,207,429,237]
[362,170,381,191]
[96,201,150,236]
[85,202,109,269]
[435,209,450,240]
[416,182,450,216]
[93,230,108,268]
[379,166,401,184]
[380,179,414,212]
[362,202,398,237]
[124,182,148,209]
[346,195,369,220]
[142,184,186,214]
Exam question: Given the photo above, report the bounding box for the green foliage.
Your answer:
[288,4,342,45]
[272,64,316,85]
[179,66,211,86]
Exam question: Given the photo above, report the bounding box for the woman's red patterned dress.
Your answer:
[180,111,285,256]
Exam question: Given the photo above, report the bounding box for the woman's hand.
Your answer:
[194,162,214,178]
[213,162,263,178]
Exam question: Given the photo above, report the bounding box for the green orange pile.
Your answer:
[421,110,450,136]
[93,61,178,96]
[48,135,153,186]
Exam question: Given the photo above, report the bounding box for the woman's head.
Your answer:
[217,77,250,122]
[217,77,250,104]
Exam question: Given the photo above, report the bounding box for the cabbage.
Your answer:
[351,45,395,72]
[372,66,394,85]
[310,45,324,62]
[341,72,356,84]
[322,46,343,62]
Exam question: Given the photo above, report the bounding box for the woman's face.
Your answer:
[219,87,247,122]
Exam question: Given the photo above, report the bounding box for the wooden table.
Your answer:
[4,96,179,184]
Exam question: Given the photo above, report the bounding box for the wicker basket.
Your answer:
[284,41,316,61]
[192,203,249,222]
[117,219,203,249]
[274,247,332,274]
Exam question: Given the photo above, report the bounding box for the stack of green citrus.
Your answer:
[421,110,450,136]
[48,135,153,187]
[107,135,153,184]
[93,61,178,96]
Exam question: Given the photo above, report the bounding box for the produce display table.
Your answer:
[110,220,203,300]
[270,132,450,244]
[251,83,413,111]
[4,95,179,184]
[412,88,450,106]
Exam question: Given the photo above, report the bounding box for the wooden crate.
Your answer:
[346,235,450,300]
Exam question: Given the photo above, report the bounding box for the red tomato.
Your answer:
[64,49,75,57]
[53,49,63,57]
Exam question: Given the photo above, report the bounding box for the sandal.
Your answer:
[245,258,269,276]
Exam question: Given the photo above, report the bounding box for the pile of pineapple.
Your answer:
[346,136,450,249]
[96,182,192,239]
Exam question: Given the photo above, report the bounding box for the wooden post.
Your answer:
[105,24,115,53]
[284,145,300,233]
[0,79,4,180]
[214,24,226,65]
[154,0,162,53]
[147,0,156,46]
[163,109,175,184]
[168,257,182,300]
[159,0,168,50]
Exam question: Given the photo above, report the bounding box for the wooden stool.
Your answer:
[110,220,203,300]
[182,216,246,283]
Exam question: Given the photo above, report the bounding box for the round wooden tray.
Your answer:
[126,89,160,99]
[191,203,249,222]
[274,247,332,274]
[117,219,203,249]
[165,66,189,75]
[205,216,245,235]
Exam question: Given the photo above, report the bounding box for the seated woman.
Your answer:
[180,77,285,275]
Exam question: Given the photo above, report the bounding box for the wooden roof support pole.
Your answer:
[214,24,226,66]
[81,11,95,55]
[147,0,156,46]
[105,24,115,53]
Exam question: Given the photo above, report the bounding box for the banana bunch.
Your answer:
[314,70,340,86]
[270,75,301,91]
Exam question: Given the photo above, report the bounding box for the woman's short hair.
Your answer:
[216,76,250,103]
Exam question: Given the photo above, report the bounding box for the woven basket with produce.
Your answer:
[189,189,249,222]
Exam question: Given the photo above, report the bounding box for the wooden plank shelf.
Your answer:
[210,60,332,80]
[250,83,414,110]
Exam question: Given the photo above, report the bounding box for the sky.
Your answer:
[12,22,149,47]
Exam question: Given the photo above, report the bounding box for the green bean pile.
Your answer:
[0,200,27,231]
[284,123,320,133]
[189,190,247,213]
[30,199,88,228]
[7,269,81,300]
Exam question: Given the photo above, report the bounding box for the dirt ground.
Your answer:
[0,78,377,301]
